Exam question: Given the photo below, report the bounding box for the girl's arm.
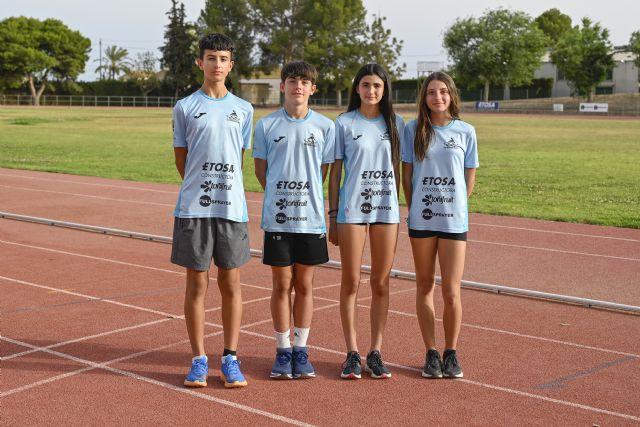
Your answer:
[402,161,413,211]
[465,168,476,198]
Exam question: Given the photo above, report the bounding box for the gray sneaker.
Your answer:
[422,349,443,378]
[365,350,391,379]
[442,349,463,378]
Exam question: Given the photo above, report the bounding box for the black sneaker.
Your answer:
[365,350,391,379]
[340,351,362,379]
[422,349,443,378]
[442,349,463,378]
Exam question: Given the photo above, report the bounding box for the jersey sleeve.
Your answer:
[464,126,479,168]
[322,121,336,164]
[334,118,345,160]
[251,119,267,160]
[401,121,415,163]
[242,106,254,150]
[395,114,405,153]
[172,102,187,148]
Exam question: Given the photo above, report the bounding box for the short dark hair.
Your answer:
[198,33,234,59]
[281,61,317,84]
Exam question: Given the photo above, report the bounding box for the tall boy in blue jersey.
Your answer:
[253,61,335,379]
[171,33,253,388]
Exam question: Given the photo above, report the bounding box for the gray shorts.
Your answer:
[171,217,251,271]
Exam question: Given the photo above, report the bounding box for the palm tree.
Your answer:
[95,45,132,80]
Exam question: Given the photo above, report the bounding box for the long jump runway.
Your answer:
[1,168,639,425]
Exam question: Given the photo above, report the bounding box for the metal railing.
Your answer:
[0,94,178,107]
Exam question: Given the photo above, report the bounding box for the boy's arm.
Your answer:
[174,147,188,180]
[254,158,267,190]
[327,160,342,246]
[321,163,330,183]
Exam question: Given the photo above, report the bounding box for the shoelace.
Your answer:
[368,352,384,369]
[294,350,308,364]
[444,353,458,369]
[192,359,207,376]
[342,352,360,369]
[428,354,441,370]
[277,352,292,365]
[225,359,241,376]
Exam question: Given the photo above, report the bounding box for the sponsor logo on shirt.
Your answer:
[421,176,456,186]
[275,212,308,224]
[202,162,235,173]
[360,170,394,180]
[200,180,232,192]
[226,110,240,123]
[353,134,363,140]
[276,198,308,210]
[360,202,392,214]
[421,208,454,220]
[273,136,286,143]
[199,195,231,207]
[303,133,317,147]
[193,112,207,119]
[276,181,310,190]
[422,194,454,206]
[361,188,392,200]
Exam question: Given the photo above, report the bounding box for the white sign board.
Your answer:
[553,104,564,112]
[579,103,608,113]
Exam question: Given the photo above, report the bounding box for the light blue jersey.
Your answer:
[172,90,253,222]
[402,119,479,233]
[252,108,335,233]
[334,110,404,224]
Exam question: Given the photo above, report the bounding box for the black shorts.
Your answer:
[262,232,329,266]
[408,229,467,241]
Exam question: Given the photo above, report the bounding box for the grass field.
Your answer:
[1,106,638,228]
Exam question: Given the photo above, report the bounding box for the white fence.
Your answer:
[0,95,178,107]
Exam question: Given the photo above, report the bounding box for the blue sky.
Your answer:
[2,0,638,80]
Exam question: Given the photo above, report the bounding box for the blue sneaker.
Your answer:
[270,347,293,379]
[184,355,208,387]
[292,346,316,379]
[220,354,248,388]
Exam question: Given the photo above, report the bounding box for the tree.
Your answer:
[630,31,640,68]
[535,8,572,46]
[0,17,90,106]
[443,9,547,101]
[303,0,370,106]
[95,45,131,80]
[551,18,613,101]
[251,0,308,71]
[366,15,405,79]
[160,0,198,98]
[198,0,256,88]
[126,51,160,96]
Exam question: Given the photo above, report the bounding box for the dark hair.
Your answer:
[414,72,461,161]
[198,33,234,59]
[281,61,318,84]
[347,63,400,164]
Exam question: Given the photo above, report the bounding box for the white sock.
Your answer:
[221,354,237,363]
[275,330,291,349]
[293,327,310,347]
[192,355,207,362]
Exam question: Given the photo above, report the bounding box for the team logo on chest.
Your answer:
[380,130,390,141]
[444,137,459,149]
[226,110,240,123]
[304,133,317,147]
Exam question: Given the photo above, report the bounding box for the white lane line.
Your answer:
[0,337,313,427]
[3,274,636,359]
[470,222,640,243]
[2,318,171,360]
[3,171,637,241]
[467,239,640,262]
[238,330,640,422]
[0,172,264,205]
[3,276,639,421]
[0,240,272,292]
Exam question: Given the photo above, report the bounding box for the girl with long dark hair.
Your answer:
[328,63,404,379]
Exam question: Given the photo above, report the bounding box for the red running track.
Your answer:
[1,168,639,425]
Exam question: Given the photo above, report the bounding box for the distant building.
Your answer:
[238,71,281,107]
[535,49,639,97]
